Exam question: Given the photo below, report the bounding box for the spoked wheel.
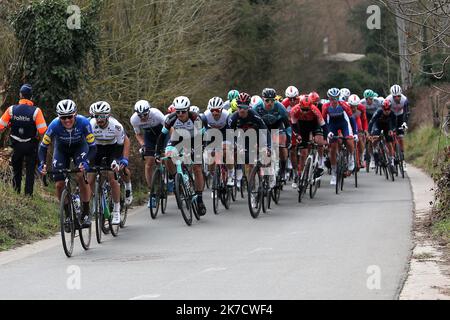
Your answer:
[108,199,120,237]
[310,165,319,199]
[240,175,248,199]
[60,189,75,258]
[119,183,128,228]
[149,168,162,220]
[248,166,262,219]
[271,176,281,204]
[175,173,192,226]
[79,200,92,251]
[231,178,238,202]
[262,179,268,214]
[187,171,201,221]
[212,166,221,215]
[299,158,311,202]
[336,157,342,195]
[94,186,103,244]
[396,144,405,179]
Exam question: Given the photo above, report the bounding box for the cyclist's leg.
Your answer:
[52,147,70,201]
[74,144,93,224]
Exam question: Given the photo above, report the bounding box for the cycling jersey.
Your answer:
[360,98,382,121]
[201,109,229,135]
[281,97,300,114]
[351,104,369,132]
[90,116,125,146]
[385,94,409,119]
[290,105,328,148]
[252,101,291,137]
[39,115,97,181]
[369,109,396,142]
[131,108,165,156]
[322,101,357,137]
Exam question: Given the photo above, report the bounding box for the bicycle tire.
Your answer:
[248,165,262,219]
[108,198,120,237]
[149,168,162,219]
[187,170,201,221]
[397,144,405,179]
[336,156,341,195]
[119,181,128,228]
[262,176,268,214]
[240,175,248,199]
[175,173,192,226]
[299,158,311,202]
[79,194,92,250]
[60,189,75,258]
[310,164,319,199]
[212,165,220,215]
[161,169,168,214]
[94,181,103,244]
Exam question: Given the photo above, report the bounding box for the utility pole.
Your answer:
[396,9,412,90]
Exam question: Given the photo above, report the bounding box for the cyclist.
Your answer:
[282,86,302,186]
[190,105,200,115]
[309,91,322,111]
[348,94,368,169]
[130,100,166,208]
[360,89,383,169]
[385,84,409,171]
[224,90,239,113]
[88,101,131,224]
[290,95,328,187]
[253,88,291,185]
[156,96,208,216]
[340,88,351,102]
[229,95,270,181]
[38,100,97,228]
[201,97,233,185]
[368,99,397,169]
[322,88,357,185]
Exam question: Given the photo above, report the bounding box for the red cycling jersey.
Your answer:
[290,105,326,126]
[352,103,368,132]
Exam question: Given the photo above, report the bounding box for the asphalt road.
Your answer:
[0,170,413,300]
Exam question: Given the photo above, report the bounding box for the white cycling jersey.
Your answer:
[90,116,125,146]
[203,109,229,129]
[130,108,165,135]
[386,94,408,116]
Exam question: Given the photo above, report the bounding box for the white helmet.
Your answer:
[207,97,224,110]
[91,101,111,115]
[340,88,351,101]
[348,94,360,106]
[56,99,77,116]
[250,95,263,108]
[173,96,190,111]
[89,103,96,117]
[134,100,151,115]
[390,84,402,96]
[377,97,385,104]
[285,86,299,99]
[190,106,200,113]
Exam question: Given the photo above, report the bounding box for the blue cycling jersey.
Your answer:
[39,115,96,164]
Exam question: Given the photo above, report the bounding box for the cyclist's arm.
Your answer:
[38,120,56,163]
[368,110,380,134]
[122,135,131,159]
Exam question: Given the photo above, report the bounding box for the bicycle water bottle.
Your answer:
[72,194,81,216]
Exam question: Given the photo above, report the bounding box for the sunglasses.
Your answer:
[289,98,297,102]
[265,99,274,103]
[59,115,74,120]
[176,110,188,114]
[211,109,222,113]
[138,113,149,118]
[238,106,249,110]
[94,115,109,119]
[394,95,401,99]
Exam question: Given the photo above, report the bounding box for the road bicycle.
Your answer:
[393,127,407,179]
[212,164,233,214]
[149,159,168,219]
[373,132,395,182]
[331,136,358,194]
[248,160,272,219]
[46,168,91,258]
[297,142,322,202]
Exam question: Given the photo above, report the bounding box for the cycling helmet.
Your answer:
[250,95,263,108]
[327,88,341,99]
[340,88,351,101]
[208,97,224,110]
[309,92,320,104]
[348,94,360,107]
[285,86,299,99]
[89,102,96,117]
[228,90,239,101]
[173,96,190,111]
[390,84,402,96]
[91,101,111,115]
[56,99,77,116]
[238,92,251,105]
[363,89,378,99]
[262,88,277,99]
[275,95,283,102]
[300,95,312,109]
[190,106,200,114]
[134,100,151,115]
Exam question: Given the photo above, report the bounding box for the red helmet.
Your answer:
[238,92,251,105]
[309,92,320,104]
[167,105,176,113]
[383,99,392,111]
[300,95,312,109]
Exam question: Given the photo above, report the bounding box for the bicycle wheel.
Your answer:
[310,164,319,199]
[396,144,405,179]
[272,176,281,204]
[60,189,75,258]
[299,158,311,202]
[187,170,201,221]
[212,165,220,215]
[119,181,128,228]
[149,168,162,219]
[79,196,92,251]
[108,197,120,237]
[262,177,268,214]
[240,175,248,199]
[94,182,103,244]
[175,173,192,226]
[336,156,342,195]
[161,169,168,214]
[248,165,262,219]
